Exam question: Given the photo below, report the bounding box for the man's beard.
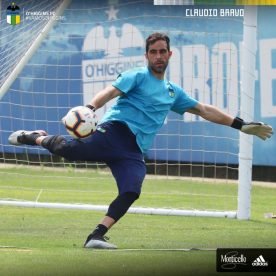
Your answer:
[149,61,168,74]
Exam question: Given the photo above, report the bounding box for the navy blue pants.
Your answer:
[42,121,146,195]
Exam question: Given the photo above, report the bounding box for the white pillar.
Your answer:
[237,6,257,220]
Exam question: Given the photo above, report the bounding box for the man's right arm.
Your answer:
[87,85,123,110]
[187,102,273,140]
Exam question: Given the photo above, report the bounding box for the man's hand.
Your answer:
[86,104,96,111]
[231,117,273,140]
[241,122,273,140]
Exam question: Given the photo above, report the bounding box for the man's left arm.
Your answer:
[187,103,273,140]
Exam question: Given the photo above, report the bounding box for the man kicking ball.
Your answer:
[9,33,273,249]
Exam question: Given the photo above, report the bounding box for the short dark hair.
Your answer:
[146,33,170,53]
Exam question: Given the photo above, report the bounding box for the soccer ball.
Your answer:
[62,106,98,138]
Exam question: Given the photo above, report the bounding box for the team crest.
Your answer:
[7,2,20,25]
[168,87,175,98]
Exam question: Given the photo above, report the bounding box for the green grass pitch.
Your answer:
[0,167,275,275]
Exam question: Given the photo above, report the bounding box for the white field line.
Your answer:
[0,245,215,252]
[35,189,43,202]
[0,201,237,218]
[88,248,216,252]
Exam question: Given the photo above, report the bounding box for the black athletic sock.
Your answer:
[84,224,108,245]
[91,224,108,238]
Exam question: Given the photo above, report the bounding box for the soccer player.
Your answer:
[9,33,273,249]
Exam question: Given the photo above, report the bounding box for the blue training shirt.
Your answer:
[101,67,198,154]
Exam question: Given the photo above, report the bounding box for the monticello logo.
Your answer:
[217,248,276,272]
[82,21,145,118]
[220,251,247,270]
[7,2,20,25]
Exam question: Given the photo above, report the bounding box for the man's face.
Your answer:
[145,40,172,75]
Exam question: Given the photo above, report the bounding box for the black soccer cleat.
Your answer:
[8,130,48,146]
[84,233,117,249]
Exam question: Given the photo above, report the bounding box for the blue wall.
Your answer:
[0,0,275,166]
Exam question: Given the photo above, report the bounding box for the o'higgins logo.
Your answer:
[7,2,20,25]
[82,24,144,82]
[82,20,145,115]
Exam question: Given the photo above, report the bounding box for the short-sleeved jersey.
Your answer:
[101,66,198,153]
